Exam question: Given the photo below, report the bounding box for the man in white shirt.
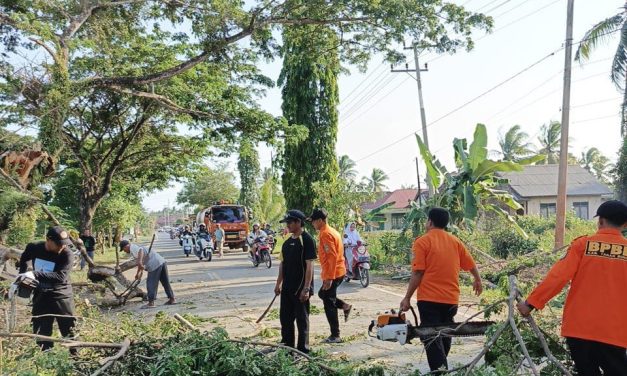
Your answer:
[120,240,175,308]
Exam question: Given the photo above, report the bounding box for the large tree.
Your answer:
[498,125,535,162]
[177,165,240,210]
[575,4,627,199]
[280,24,341,215]
[363,168,389,193]
[238,138,261,212]
[579,147,613,184]
[537,121,562,165]
[0,1,491,229]
[338,155,358,182]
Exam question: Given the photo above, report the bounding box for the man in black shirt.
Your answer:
[274,210,317,354]
[79,229,96,270]
[18,226,76,351]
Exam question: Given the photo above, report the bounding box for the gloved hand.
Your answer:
[18,271,35,280]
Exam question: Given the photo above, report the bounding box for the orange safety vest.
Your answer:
[318,223,346,280]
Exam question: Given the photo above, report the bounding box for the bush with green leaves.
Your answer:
[490,228,540,259]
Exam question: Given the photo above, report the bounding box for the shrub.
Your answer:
[490,228,539,259]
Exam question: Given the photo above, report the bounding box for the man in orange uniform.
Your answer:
[517,200,627,375]
[400,207,483,372]
[308,208,352,344]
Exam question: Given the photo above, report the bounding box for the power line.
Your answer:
[571,113,619,125]
[483,0,513,15]
[355,45,563,162]
[341,70,398,119]
[340,75,412,130]
[339,61,388,107]
[340,64,389,109]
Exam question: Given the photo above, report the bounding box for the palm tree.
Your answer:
[338,155,358,182]
[537,121,561,164]
[364,168,389,193]
[579,147,613,183]
[576,4,627,134]
[498,125,535,161]
[575,4,627,198]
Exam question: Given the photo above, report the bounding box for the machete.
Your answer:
[256,293,279,323]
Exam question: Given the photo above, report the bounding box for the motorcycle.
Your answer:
[251,238,272,268]
[343,241,371,288]
[170,230,177,240]
[195,234,214,261]
[180,234,195,257]
[266,230,276,252]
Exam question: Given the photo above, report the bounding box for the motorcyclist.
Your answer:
[264,223,275,236]
[247,223,267,261]
[195,223,212,259]
[178,225,195,246]
[197,224,211,240]
[343,222,362,277]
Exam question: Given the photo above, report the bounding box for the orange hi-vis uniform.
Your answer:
[527,228,627,348]
[411,228,476,305]
[317,223,346,280]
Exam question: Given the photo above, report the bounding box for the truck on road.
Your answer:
[196,203,251,253]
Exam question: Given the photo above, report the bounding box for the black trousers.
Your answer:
[566,337,627,376]
[417,300,458,372]
[318,276,347,337]
[280,291,310,353]
[32,291,76,351]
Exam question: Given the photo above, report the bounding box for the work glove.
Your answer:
[18,271,35,280]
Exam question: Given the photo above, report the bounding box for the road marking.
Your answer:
[207,272,221,281]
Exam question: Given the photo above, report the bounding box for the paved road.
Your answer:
[115,232,484,373]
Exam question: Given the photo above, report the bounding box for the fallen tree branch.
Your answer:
[0,332,123,348]
[91,338,131,376]
[225,339,338,374]
[515,291,572,376]
[174,313,196,331]
[507,276,539,376]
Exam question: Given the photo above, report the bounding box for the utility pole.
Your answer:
[555,0,575,248]
[391,42,434,196]
[415,157,423,205]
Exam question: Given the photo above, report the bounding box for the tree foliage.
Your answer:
[238,139,260,212]
[256,172,286,226]
[338,155,358,182]
[416,124,543,232]
[536,121,562,165]
[578,147,613,184]
[280,23,341,215]
[497,124,535,162]
[177,165,240,210]
[363,168,389,193]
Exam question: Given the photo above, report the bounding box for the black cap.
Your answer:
[595,200,627,225]
[119,240,130,250]
[46,226,73,246]
[279,209,307,223]
[307,208,328,222]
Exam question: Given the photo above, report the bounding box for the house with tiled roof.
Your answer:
[499,164,613,219]
[362,188,426,231]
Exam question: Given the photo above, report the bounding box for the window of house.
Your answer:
[391,213,405,230]
[540,203,556,218]
[573,202,589,220]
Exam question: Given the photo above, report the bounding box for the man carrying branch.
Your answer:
[399,208,483,372]
[518,200,627,375]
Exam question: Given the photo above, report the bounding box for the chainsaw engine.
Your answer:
[369,307,495,346]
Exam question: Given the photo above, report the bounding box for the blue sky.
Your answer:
[144,0,625,211]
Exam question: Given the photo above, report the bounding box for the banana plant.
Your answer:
[414,123,544,235]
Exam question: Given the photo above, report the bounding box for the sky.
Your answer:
[143,0,625,211]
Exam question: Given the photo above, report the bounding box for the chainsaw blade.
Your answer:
[409,321,495,340]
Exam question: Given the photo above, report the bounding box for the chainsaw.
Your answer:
[368,307,495,345]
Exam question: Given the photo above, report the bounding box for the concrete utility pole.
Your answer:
[391,43,434,196]
[555,0,575,248]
